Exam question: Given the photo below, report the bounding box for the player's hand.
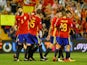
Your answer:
[46,35,50,41]
[23,44,27,49]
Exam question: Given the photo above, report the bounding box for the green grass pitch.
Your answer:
[0,52,87,65]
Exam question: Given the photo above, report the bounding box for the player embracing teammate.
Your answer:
[14,7,45,61]
[14,6,31,61]
[14,6,75,62]
[53,10,75,62]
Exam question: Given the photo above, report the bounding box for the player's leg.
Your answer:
[44,36,54,60]
[53,44,61,62]
[38,44,45,61]
[23,34,31,61]
[66,44,75,62]
[44,44,52,59]
[36,36,45,61]
[24,43,28,60]
[25,34,34,61]
[15,44,23,60]
[30,44,38,60]
[53,37,61,61]
[62,38,74,62]
[14,35,23,61]
[58,46,64,60]
[28,35,39,61]
[27,44,32,61]
[65,37,75,62]
[57,46,64,62]
[26,34,39,61]
[64,44,71,62]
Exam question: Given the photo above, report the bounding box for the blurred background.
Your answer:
[0,0,87,53]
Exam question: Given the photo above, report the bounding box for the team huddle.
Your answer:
[13,6,76,62]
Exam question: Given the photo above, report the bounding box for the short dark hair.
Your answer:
[36,9,42,14]
[16,6,23,10]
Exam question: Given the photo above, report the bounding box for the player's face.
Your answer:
[18,8,23,15]
[66,13,72,18]
[58,12,62,18]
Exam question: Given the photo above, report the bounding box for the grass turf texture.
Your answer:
[0,52,87,65]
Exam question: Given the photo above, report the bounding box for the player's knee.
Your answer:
[66,45,70,52]
[56,44,61,49]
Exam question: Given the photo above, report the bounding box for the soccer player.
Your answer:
[14,7,30,61]
[27,9,45,61]
[55,10,75,62]
[58,46,64,61]
[65,10,76,61]
[44,11,63,61]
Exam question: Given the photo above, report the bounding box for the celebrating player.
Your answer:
[44,11,64,62]
[55,10,75,62]
[14,7,30,61]
[26,9,45,61]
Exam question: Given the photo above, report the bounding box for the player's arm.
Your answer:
[55,18,60,31]
[69,19,77,36]
[46,18,54,40]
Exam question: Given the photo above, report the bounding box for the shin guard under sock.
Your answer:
[16,45,23,59]
[27,46,32,59]
[66,52,70,59]
[55,49,59,57]
[44,48,51,57]
[39,45,43,59]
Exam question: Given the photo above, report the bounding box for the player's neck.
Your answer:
[63,16,66,18]
[20,13,24,16]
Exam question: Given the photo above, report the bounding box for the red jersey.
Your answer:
[56,17,73,38]
[29,15,42,36]
[85,22,87,32]
[16,13,30,35]
[50,17,59,37]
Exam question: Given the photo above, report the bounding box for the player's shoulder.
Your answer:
[52,16,58,21]
[16,15,20,19]
[53,16,57,19]
[57,17,63,22]
[35,15,41,19]
[24,13,30,16]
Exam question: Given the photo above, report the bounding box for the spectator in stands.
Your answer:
[0,0,6,13]
[10,0,18,14]
[35,0,42,11]
[4,1,11,14]
[0,0,7,7]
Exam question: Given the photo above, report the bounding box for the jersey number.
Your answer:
[60,23,67,32]
[29,20,35,28]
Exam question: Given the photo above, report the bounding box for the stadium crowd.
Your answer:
[0,0,87,62]
[0,0,87,41]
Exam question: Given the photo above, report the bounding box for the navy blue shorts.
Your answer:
[27,34,38,44]
[50,36,59,44]
[17,34,30,44]
[58,37,69,46]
